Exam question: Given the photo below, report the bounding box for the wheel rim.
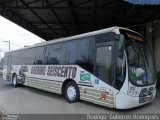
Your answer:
[67,86,76,101]
[13,76,17,85]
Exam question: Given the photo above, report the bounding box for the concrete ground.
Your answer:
[0,79,160,114]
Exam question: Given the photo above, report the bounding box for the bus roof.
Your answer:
[5,26,140,53]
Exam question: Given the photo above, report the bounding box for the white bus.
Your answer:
[3,27,156,109]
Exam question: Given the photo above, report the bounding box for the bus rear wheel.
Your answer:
[12,74,18,87]
[64,81,80,103]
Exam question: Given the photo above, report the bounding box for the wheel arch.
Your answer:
[11,73,17,82]
[62,79,78,95]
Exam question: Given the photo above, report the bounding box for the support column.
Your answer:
[146,23,153,53]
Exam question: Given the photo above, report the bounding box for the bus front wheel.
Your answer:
[12,74,18,87]
[64,81,80,103]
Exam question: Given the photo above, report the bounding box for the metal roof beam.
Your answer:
[100,0,119,7]
[67,0,80,33]
[19,0,67,8]
[74,0,94,7]
[29,28,76,30]
[92,0,98,29]
[107,0,125,24]
[18,0,67,7]
[0,0,13,5]
[0,6,123,9]
[146,10,160,22]
[0,0,97,8]
[45,0,70,36]
[0,0,66,7]
[19,0,60,37]
[126,5,136,17]
[50,0,66,6]
[32,21,114,25]
[19,0,41,7]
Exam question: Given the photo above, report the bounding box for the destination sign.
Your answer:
[120,29,145,43]
[126,33,144,42]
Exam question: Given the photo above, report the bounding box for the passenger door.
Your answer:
[94,42,114,107]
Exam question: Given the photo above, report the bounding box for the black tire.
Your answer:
[21,74,25,86]
[12,74,18,87]
[64,81,80,103]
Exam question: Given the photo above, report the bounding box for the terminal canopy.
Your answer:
[0,0,160,41]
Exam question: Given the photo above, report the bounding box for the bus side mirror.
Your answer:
[118,34,125,59]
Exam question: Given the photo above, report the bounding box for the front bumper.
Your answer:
[115,90,156,109]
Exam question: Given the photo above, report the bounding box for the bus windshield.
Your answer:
[123,33,156,86]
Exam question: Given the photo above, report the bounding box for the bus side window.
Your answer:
[35,46,47,64]
[48,43,64,64]
[64,37,94,73]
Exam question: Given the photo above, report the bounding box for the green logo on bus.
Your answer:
[80,71,91,81]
